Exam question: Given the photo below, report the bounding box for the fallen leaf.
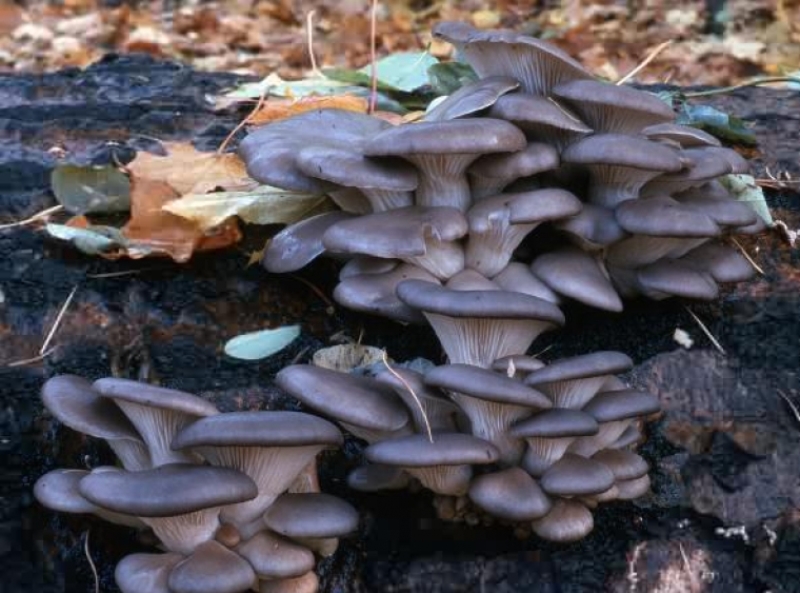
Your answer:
[248,94,368,125]
[676,103,758,146]
[311,343,386,372]
[224,325,301,360]
[127,142,257,195]
[50,164,131,214]
[719,173,774,226]
[45,223,126,256]
[163,185,332,231]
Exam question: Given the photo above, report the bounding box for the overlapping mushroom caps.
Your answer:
[34,376,357,593]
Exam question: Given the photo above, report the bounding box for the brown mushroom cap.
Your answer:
[424,75,520,121]
[540,453,615,496]
[531,499,594,542]
[275,365,410,441]
[468,467,552,520]
[591,449,649,481]
[433,21,593,95]
[552,80,675,134]
[115,552,183,593]
[263,493,359,538]
[263,211,355,274]
[259,572,319,593]
[168,540,256,593]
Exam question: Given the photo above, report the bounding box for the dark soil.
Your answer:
[1,55,799,593]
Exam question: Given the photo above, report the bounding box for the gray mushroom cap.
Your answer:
[492,262,561,304]
[510,409,599,438]
[552,79,675,134]
[492,354,546,376]
[322,206,467,279]
[93,378,219,417]
[425,364,552,408]
[525,351,633,385]
[642,123,722,147]
[34,469,98,514]
[263,211,355,274]
[673,192,759,229]
[582,389,660,422]
[531,499,594,542]
[433,21,593,95]
[237,531,315,579]
[540,453,615,496]
[365,432,500,467]
[78,463,258,517]
[681,241,755,282]
[168,540,256,593]
[263,493,359,538]
[375,366,461,433]
[641,147,733,197]
[635,259,720,300]
[424,75,520,121]
[554,203,629,251]
[346,464,410,492]
[275,365,410,438]
[468,467,552,520]
[591,449,649,480]
[115,552,183,593]
[530,247,623,312]
[238,109,391,193]
[468,142,560,200]
[614,195,720,237]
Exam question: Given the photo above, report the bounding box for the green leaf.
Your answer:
[356,51,439,93]
[718,174,774,226]
[162,186,333,231]
[45,223,124,255]
[224,73,357,99]
[51,165,131,215]
[224,325,301,361]
[427,62,478,96]
[676,104,757,146]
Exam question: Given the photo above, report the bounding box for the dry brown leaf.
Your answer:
[247,95,368,125]
[127,142,257,195]
[121,177,239,262]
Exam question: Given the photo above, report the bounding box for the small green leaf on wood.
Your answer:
[718,174,774,226]
[51,165,131,215]
[224,325,301,361]
[676,104,757,146]
[45,223,124,255]
[427,62,478,96]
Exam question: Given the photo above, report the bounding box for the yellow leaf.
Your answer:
[163,185,332,231]
[247,95,368,126]
[127,142,257,195]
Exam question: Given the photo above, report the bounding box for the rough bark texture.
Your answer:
[1,55,799,592]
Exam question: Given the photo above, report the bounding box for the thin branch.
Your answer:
[305,10,323,78]
[216,87,269,154]
[777,389,800,429]
[0,205,63,231]
[684,307,725,355]
[41,285,79,355]
[683,76,800,98]
[729,237,765,275]
[381,350,434,443]
[5,347,57,368]
[616,40,674,85]
[368,0,379,114]
[84,529,99,593]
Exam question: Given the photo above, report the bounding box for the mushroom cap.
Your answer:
[524,351,633,385]
[492,263,561,304]
[322,206,468,259]
[554,203,629,250]
[78,463,258,517]
[530,247,623,312]
[552,80,675,133]
[591,449,649,480]
[34,469,97,514]
[424,75,520,121]
[468,188,582,227]
[262,493,359,538]
[365,433,500,467]
[263,211,355,274]
[259,572,319,593]
[531,499,594,542]
[363,118,526,157]
[489,93,592,136]
[641,123,722,147]
[424,363,552,408]
[468,142,560,183]
[296,146,418,192]
[673,192,758,228]
[562,133,684,172]
[432,21,593,95]
[635,259,720,300]
[171,411,342,449]
[92,378,219,417]
[614,195,720,237]
[468,467,552,520]
[681,241,755,282]
[275,365,409,433]
[41,375,142,441]
[347,464,410,492]
[115,553,183,593]
[238,109,391,193]
[168,540,256,593]
[492,354,546,375]
[237,532,316,579]
[582,389,660,422]
[395,279,565,324]
[509,409,599,438]
[540,453,615,496]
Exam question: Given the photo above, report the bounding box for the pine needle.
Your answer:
[5,347,57,368]
[684,307,725,355]
[381,350,434,442]
[83,529,99,593]
[40,285,79,355]
[616,40,673,85]
[776,389,800,429]
[729,237,764,275]
[368,0,379,114]
[0,205,63,231]
[305,10,323,78]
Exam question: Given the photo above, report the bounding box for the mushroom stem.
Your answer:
[408,154,476,212]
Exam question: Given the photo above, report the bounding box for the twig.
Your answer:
[684,307,725,355]
[305,10,323,78]
[288,274,336,310]
[0,205,63,231]
[368,0,379,114]
[5,347,57,368]
[683,76,800,98]
[381,350,434,442]
[777,390,800,428]
[40,285,79,355]
[86,268,159,279]
[216,88,269,154]
[616,40,674,85]
[729,237,765,275]
[84,529,99,593]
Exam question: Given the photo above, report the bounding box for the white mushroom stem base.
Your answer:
[142,508,221,555]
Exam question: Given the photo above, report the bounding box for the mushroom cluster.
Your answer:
[33,375,357,593]
[235,21,763,542]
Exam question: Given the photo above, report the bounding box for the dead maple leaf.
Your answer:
[121,177,240,262]
[127,141,257,195]
[247,95,368,126]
